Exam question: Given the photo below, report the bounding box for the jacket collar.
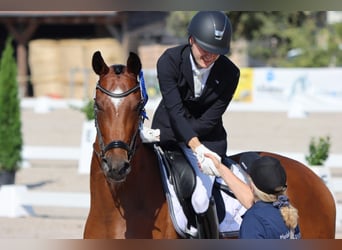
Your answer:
[180,45,194,86]
[179,45,221,99]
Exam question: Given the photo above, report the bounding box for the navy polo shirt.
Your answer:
[239,201,301,239]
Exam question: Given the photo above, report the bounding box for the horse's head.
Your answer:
[92,51,146,183]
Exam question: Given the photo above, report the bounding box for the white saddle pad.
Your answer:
[160,157,248,237]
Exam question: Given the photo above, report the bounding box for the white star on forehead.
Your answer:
[111,87,124,111]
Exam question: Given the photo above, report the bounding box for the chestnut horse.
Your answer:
[83,51,336,239]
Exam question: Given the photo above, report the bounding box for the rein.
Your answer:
[94,70,148,162]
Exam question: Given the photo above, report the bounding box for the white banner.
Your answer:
[231,68,342,113]
[254,68,342,102]
[143,67,342,113]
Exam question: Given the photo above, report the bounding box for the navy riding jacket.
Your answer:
[151,44,240,156]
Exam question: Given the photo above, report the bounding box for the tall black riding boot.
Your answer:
[195,197,219,239]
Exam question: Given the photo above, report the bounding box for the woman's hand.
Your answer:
[205,153,254,209]
[197,153,221,177]
[205,153,222,172]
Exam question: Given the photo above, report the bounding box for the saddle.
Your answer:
[153,144,244,238]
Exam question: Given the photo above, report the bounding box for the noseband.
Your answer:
[94,66,146,162]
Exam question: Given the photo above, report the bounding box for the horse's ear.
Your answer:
[126,52,142,76]
[92,51,109,75]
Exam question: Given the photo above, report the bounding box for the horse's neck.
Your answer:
[87,144,177,238]
[129,143,160,186]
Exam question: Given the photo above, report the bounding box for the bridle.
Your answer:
[93,67,147,163]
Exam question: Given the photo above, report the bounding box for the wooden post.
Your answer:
[4,19,38,97]
[16,43,27,97]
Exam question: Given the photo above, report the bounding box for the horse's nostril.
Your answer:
[118,162,131,175]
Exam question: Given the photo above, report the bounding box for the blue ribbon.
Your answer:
[273,195,290,209]
[139,70,149,122]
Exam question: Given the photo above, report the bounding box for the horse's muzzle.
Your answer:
[101,157,131,183]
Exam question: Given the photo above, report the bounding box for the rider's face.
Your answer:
[190,37,219,68]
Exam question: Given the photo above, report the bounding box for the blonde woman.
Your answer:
[206,152,301,239]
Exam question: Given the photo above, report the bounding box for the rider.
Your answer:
[149,11,240,238]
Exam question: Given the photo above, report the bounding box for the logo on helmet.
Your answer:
[213,19,227,41]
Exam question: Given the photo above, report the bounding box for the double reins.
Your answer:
[94,69,148,162]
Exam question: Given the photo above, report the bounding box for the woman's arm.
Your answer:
[205,153,254,209]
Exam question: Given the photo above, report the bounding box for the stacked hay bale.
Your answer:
[138,44,173,69]
[59,39,87,99]
[83,38,125,98]
[138,44,175,99]
[29,38,125,99]
[29,39,63,98]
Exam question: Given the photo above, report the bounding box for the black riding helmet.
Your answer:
[188,11,232,55]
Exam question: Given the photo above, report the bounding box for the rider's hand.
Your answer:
[194,144,221,162]
[140,127,160,143]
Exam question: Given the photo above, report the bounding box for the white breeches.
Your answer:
[179,143,215,214]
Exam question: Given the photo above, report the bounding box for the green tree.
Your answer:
[233,11,341,67]
[166,11,197,38]
[305,136,331,166]
[80,99,95,121]
[328,22,342,66]
[0,36,22,173]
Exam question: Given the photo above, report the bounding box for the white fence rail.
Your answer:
[0,175,341,229]
[9,145,342,230]
[0,185,89,218]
